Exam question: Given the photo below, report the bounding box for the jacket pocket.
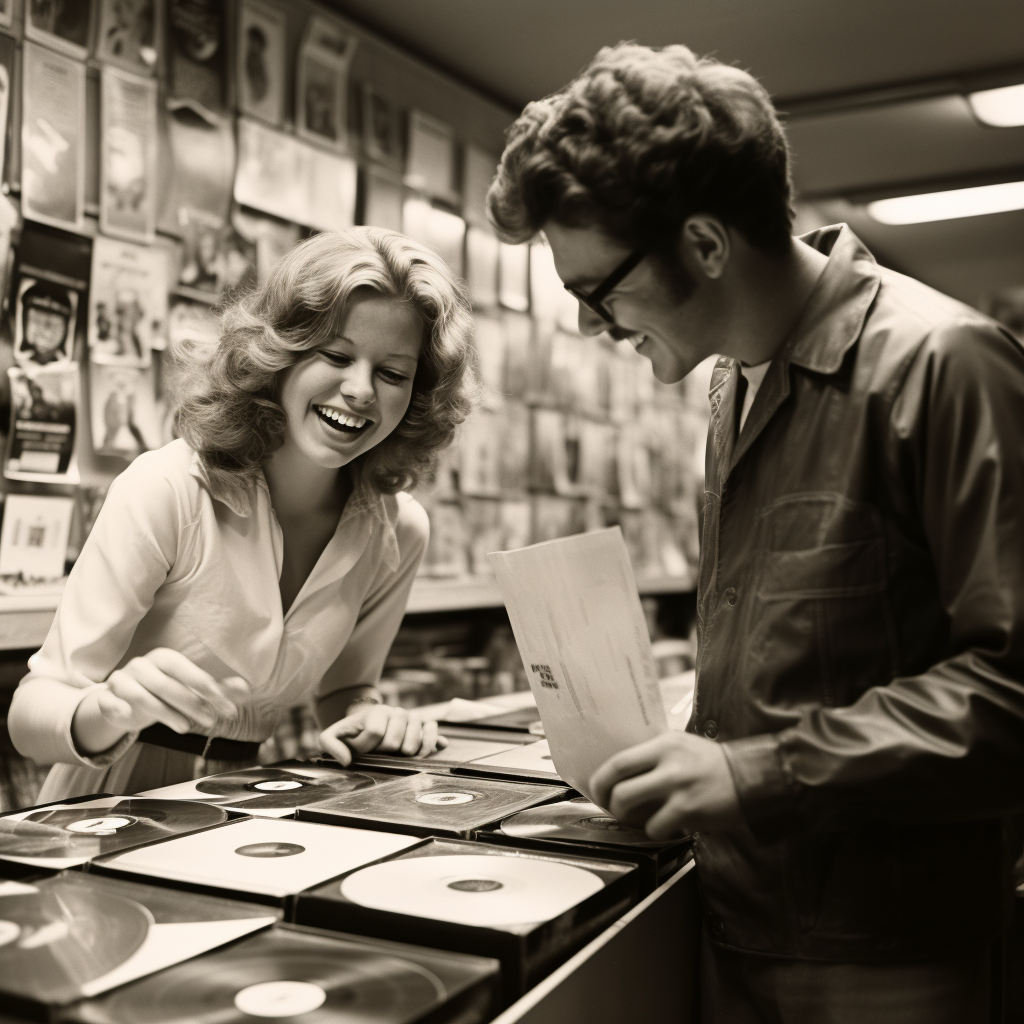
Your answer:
[759,538,886,600]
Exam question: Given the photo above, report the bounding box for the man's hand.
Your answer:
[589,731,743,840]
[319,704,448,767]
[73,649,252,756]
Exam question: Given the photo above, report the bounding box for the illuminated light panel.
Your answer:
[867,181,1024,225]
[968,83,1024,128]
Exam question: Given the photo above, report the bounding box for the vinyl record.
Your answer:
[341,853,605,927]
[0,880,151,1004]
[500,798,666,848]
[82,930,447,1023]
[313,773,562,832]
[0,799,229,862]
[194,768,382,809]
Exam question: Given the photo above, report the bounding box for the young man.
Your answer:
[488,43,1024,1023]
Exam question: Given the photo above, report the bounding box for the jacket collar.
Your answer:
[188,452,401,572]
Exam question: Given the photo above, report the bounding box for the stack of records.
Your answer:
[141,762,419,818]
[490,796,692,893]
[0,797,232,878]
[91,817,424,908]
[296,837,639,1001]
[454,739,564,785]
[298,772,565,838]
[353,727,531,770]
[0,871,277,1020]
[59,923,501,1024]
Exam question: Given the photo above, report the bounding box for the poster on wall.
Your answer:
[361,83,402,171]
[14,275,78,366]
[402,197,466,277]
[237,0,285,126]
[405,109,457,205]
[96,0,160,74]
[167,0,228,122]
[463,145,497,227]
[90,363,160,459]
[176,205,222,300]
[233,207,300,285]
[21,41,85,232]
[25,0,93,59]
[466,226,499,309]
[88,236,167,367]
[160,105,235,232]
[0,0,14,30]
[5,363,79,483]
[362,167,403,232]
[0,33,16,191]
[100,66,158,243]
[498,241,530,313]
[296,13,356,152]
[0,493,75,587]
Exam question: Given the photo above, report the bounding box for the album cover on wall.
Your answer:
[21,41,85,231]
[14,274,77,366]
[0,0,14,30]
[161,104,235,233]
[462,144,497,228]
[175,205,221,299]
[498,241,529,313]
[95,0,161,74]
[0,36,11,189]
[404,108,457,205]
[420,501,467,578]
[89,363,161,459]
[459,406,501,498]
[0,492,73,585]
[361,82,403,170]
[463,496,502,577]
[232,206,300,285]
[296,12,356,152]
[362,166,404,231]
[236,0,285,127]
[25,0,92,59]
[167,0,228,121]
[402,197,466,277]
[467,226,500,310]
[89,237,167,367]
[4,363,78,483]
[100,66,158,244]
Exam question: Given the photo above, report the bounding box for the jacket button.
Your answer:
[724,587,737,606]
[704,720,719,739]
[711,919,725,938]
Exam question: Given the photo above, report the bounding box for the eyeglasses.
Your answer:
[563,249,645,324]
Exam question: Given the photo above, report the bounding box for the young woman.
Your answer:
[9,227,476,802]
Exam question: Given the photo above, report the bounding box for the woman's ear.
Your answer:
[679,215,731,280]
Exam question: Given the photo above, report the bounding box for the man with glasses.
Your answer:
[488,42,1024,1023]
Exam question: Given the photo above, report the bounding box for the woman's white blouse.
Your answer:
[7,439,429,787]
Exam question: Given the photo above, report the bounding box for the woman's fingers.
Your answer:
[126,658,218,732]
[145,649,240,722]
[93,688,138,732]
[106,671,194,734]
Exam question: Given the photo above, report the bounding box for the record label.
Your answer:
[253,781,304,792]
[416,792,475,806]
[235,843,306,858]
[65,816,135,835]
[341,853,604,927]
[234,980,327,1016]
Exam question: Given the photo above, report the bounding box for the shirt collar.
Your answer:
[780,224,882,376]
[188,452,401,573]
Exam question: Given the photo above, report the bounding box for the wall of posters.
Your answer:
[21,41,85,231]
[25,0,92,59]
[237,0,285,126]
[0,492,74,586]
[5,363,79,483]
[296,13,355,152]
[167,0,227,121]
[89,236,167,367]
[96,0,161,74]
[100,66,159,243]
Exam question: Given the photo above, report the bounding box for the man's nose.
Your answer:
[578,303,609,337]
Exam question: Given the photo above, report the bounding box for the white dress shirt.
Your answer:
[8,439,428,801]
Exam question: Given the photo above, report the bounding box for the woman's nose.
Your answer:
[339,364,375,408]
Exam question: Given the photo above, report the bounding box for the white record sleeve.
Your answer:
[101,818,422,897]
[470,739,560,777]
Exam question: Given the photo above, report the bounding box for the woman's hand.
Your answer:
[72,648,251,756]
[319,704,447,767]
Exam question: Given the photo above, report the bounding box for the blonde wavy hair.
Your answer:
[174,227,477,496]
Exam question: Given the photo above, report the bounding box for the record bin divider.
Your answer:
[451,763,573,788]
[470,826,693,898]
[295,771,570,840]
[293,836,642,1006]
[88,829,437,915]
[491,860,700,1024]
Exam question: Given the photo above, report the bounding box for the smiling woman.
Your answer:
[8,228,478,802]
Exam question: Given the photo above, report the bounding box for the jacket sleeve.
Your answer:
[7,453,183,769]
[722,320,1024,839]
[314,494,429,728]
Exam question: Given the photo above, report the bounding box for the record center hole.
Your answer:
[234,981,327,1017]
[234,842,306,858]
[447,878,504,893]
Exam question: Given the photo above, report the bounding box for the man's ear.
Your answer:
[680,216,730,280]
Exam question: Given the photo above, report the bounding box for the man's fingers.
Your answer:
[589,735,670,811]
[607,768,680,827]
[399,713,424,756]
[416,719,440,759]
[643,795,692,842]
[318,727,354,767]
[342,706,391,753]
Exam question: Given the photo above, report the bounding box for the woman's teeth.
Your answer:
[314,405,369,433]
[630,335,648,351]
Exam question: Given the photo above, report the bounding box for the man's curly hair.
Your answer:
[173,227,477,497]
[487,43,794,259]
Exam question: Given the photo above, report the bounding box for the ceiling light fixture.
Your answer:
[967,83,1024,128]
[866,180,1024,225]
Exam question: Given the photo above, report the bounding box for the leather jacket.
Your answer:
[693,224,1024,960]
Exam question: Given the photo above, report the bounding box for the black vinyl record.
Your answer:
[500,798,666,848]
[74,929,447,1024]
[0,879,151,1005]
[0,799,229,862]
[195,768,382,809]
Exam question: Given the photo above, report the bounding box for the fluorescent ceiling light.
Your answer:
[968,83,1024,127]
[867,180,1024,225]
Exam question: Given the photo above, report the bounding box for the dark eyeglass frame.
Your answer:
[563,249,645,324]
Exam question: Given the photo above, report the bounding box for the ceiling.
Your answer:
[328,0,1024,304]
